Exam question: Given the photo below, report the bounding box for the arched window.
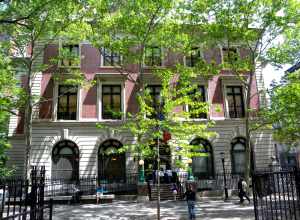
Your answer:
[190,138,214,179]
[231,137,246,174]
[98,139,126,183]
[52,140,79,180]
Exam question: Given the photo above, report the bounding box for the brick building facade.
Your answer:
[7,41,275,182]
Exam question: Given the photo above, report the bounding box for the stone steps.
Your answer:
[150,184,184,201]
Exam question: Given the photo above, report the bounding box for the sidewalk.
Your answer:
[52,199,254,220]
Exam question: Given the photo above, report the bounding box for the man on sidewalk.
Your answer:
[185,184,196,220]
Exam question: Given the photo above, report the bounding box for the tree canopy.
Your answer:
[267,70,300,146]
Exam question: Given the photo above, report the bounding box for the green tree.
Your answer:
[0,0,87,176]
[187,0,300,182]
[267,70,300,146]
[0,50,23,177]
[80,1,216,218]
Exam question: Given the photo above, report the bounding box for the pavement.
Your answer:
[52,198,255,220]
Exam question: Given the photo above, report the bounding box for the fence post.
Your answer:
[38,166,46,220]
[295,168,300,210]
[251,172,259,220]
[30,166,37,220]
[49,198,53,220]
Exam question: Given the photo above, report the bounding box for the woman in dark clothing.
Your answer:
[238,177,250,204]
[185,184,196,220]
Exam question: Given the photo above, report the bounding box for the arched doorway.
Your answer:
[231,137,255,174]
[231,137,246,174]
[190,138,214,179]
[98,139,126,183]
[52,140,79,180]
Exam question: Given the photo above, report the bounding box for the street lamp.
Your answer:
[220,152,228,200]
[138,159,145,183]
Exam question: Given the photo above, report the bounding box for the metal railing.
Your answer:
[177,172,241,191]
[44,173,139,197]
[0,166,53,220]
[252,169,300,220]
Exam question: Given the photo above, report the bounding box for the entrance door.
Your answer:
[98,139,126,183]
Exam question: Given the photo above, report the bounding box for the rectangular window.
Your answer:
[226,86,245,118]
[147,85,162,118]
[186,47,201,67]
[102,85,122,119]
[222,48,238,64]
[102,48,121,66]
[57,85,77,120]
[189,85,207,119]
[61,44,80,67]
[145,46,162,66]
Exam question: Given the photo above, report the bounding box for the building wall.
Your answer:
[7,120,275,177]
[7,41,273,177]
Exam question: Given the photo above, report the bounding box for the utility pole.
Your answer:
[220,152,228,201]
[157,136,160,220]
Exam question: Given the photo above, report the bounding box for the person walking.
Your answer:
[171,183,178,201]
[238,177,250,204]
[185,184,196,220]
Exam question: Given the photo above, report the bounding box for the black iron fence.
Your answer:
[252,169,300,220]
[44,173,139,197]
[194,173,240,191]
[176,172,240,191]
[0,166,53,220]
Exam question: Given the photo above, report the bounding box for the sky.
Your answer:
[262,64,291,89]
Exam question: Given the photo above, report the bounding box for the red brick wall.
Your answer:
[39,73,53,119]
[36,43,260,120]
[15,75,27,134]
[81,85,97,118]
[204,48,222,64]
[125,75,138,114]
[209,76,225,117]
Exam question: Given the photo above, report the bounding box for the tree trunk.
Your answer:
[24,61,33,178]
[157,137,160,220]
[244,67,255,184]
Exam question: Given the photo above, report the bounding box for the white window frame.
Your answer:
[185,83,209,120]
[53,82,81,121]
[145,83,163,119]
[97,78,125,121]
[222,80,246,119]
[100,47,123,67]
[183,47,204,67]
[58,40,81,69]
[143,46,165,68]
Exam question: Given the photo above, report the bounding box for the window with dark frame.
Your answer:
[57,85,77,120]
[102,48,121,66]
[231,137,246,175]
[61,44,79,67]
[145,46,162,66]
[147,85,162,118]
[102,85,122,119]
[186,47,202,67]
[189,85,207,119]
[190,138,214,180]
[52,140,79,180]
[226,86,245,118]
[222,47,238,64]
